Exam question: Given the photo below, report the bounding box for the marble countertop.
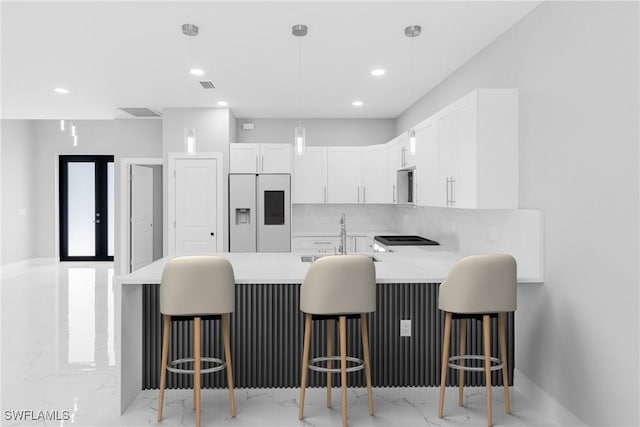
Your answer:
[117,246,540,285]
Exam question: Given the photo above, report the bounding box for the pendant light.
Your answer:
[292,24,308,156]
[405,25,421,155]
[71,124,78,146]
[182,24,203,76]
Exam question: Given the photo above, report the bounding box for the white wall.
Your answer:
[31,119,162,271]
[1,120,36,265]
[235,118,396,146]
[395,2,639,425]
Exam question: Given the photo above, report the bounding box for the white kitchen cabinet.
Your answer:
[327,147,361,204]
[361,145,390,203]
[415,118,439,206]
[394,133,416,169]
[438,89,518,209]
[230,143,292,173]
[293,147,327,203]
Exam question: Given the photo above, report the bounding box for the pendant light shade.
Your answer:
[294,126,306,155]
[293,24,308,156]
[184,128,196,154]
[408,128,416,155]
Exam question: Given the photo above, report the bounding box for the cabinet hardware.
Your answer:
[357,186,360,203]
[363,187,366,203]
[324,186,327,203]
[255,156,259,172]
[261,155,264,173]
[393,184,396,203]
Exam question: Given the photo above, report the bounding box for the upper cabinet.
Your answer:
[361,145,391,203]
[230,143,292,173]
[289,88,519,209]
[424,89,518,209]
[327,147,362,203]
[293,147,327,203]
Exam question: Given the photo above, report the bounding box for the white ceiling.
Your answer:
[0,1,541,120]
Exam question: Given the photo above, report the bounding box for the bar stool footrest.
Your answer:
[448,355,503,372]
[167,357,226,374]
[308,355,364,373]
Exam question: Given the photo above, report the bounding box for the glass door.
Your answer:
[59,155,114,261]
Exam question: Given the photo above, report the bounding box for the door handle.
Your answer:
[210,232,215,236]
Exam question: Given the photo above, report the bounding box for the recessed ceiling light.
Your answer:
[371,69,386,77]
[217,101,228,106]
[190,68,205,76]
[352,100,364,107]
[54,87,69,94]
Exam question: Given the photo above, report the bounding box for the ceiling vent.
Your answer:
[117,107,162,118]
[199,81,216,89]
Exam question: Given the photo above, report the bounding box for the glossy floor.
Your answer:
[1,261,556,426]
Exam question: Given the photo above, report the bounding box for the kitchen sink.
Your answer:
[300,254,380,263]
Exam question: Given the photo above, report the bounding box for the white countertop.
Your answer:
[117,246,541,285]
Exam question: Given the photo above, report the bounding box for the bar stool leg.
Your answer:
[194,317,202,427]
[498,313,511,414]
[360,313,374,416]
[299,313,312,420]
[222,313,236,417]
[339,315,348,427]
[157,315,170,421]
[438,312,452,418]
[326,318,334,408]
[458,318,467,406]
[483,315,492,427]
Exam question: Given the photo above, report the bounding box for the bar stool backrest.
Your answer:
[160,256,235,316]
[438,254,516,314]
[300,255,376,315]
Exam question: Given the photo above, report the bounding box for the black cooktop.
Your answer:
[374,235,440,246]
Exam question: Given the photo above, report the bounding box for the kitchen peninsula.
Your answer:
[116,248,534,413]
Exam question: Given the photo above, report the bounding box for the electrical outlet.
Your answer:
[400,319,411,337]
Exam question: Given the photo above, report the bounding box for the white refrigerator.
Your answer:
[229,174,291,252]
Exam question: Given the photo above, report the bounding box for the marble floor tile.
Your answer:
[1,261,556,427]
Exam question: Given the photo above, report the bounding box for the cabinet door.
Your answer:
[260,144,292,173]
[327,147,361,204]
[230,143,259,173]
[361,145,389,203]
[437,106,458,207]
[293,147,327,203]
[353,236,373,253]
[455,93,478,208]
[386,140,400,203]
[416,119,439,206]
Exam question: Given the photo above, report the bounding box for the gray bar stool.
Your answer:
[299,255,376,427]
[438,254,516,427]
[157,256,236,427]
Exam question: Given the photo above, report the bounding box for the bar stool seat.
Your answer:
[438,254,517,427]
[157,256,236,427]
[298,255,376,427]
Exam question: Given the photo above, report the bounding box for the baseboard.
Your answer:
[514,370,587,426]
[1,258,57,275]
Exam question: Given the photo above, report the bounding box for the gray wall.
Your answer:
[30,119,162,270]
[1,120,36,264]
[395,2,639,425]
[234,118,396,146]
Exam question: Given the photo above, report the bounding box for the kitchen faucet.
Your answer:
[339,213,347,255]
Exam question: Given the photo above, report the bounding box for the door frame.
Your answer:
[59,155,115,261]
[118,158,163,275]
[167,152,224,256]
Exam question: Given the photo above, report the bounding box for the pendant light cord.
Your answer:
[298,37,302,127]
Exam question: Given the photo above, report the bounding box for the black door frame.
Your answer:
[59,155,114,261]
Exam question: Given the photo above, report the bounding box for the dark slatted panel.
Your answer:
[142,283,514,389]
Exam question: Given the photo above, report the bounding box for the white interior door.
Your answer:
[130,165,154,271]
[175,158,218,253]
